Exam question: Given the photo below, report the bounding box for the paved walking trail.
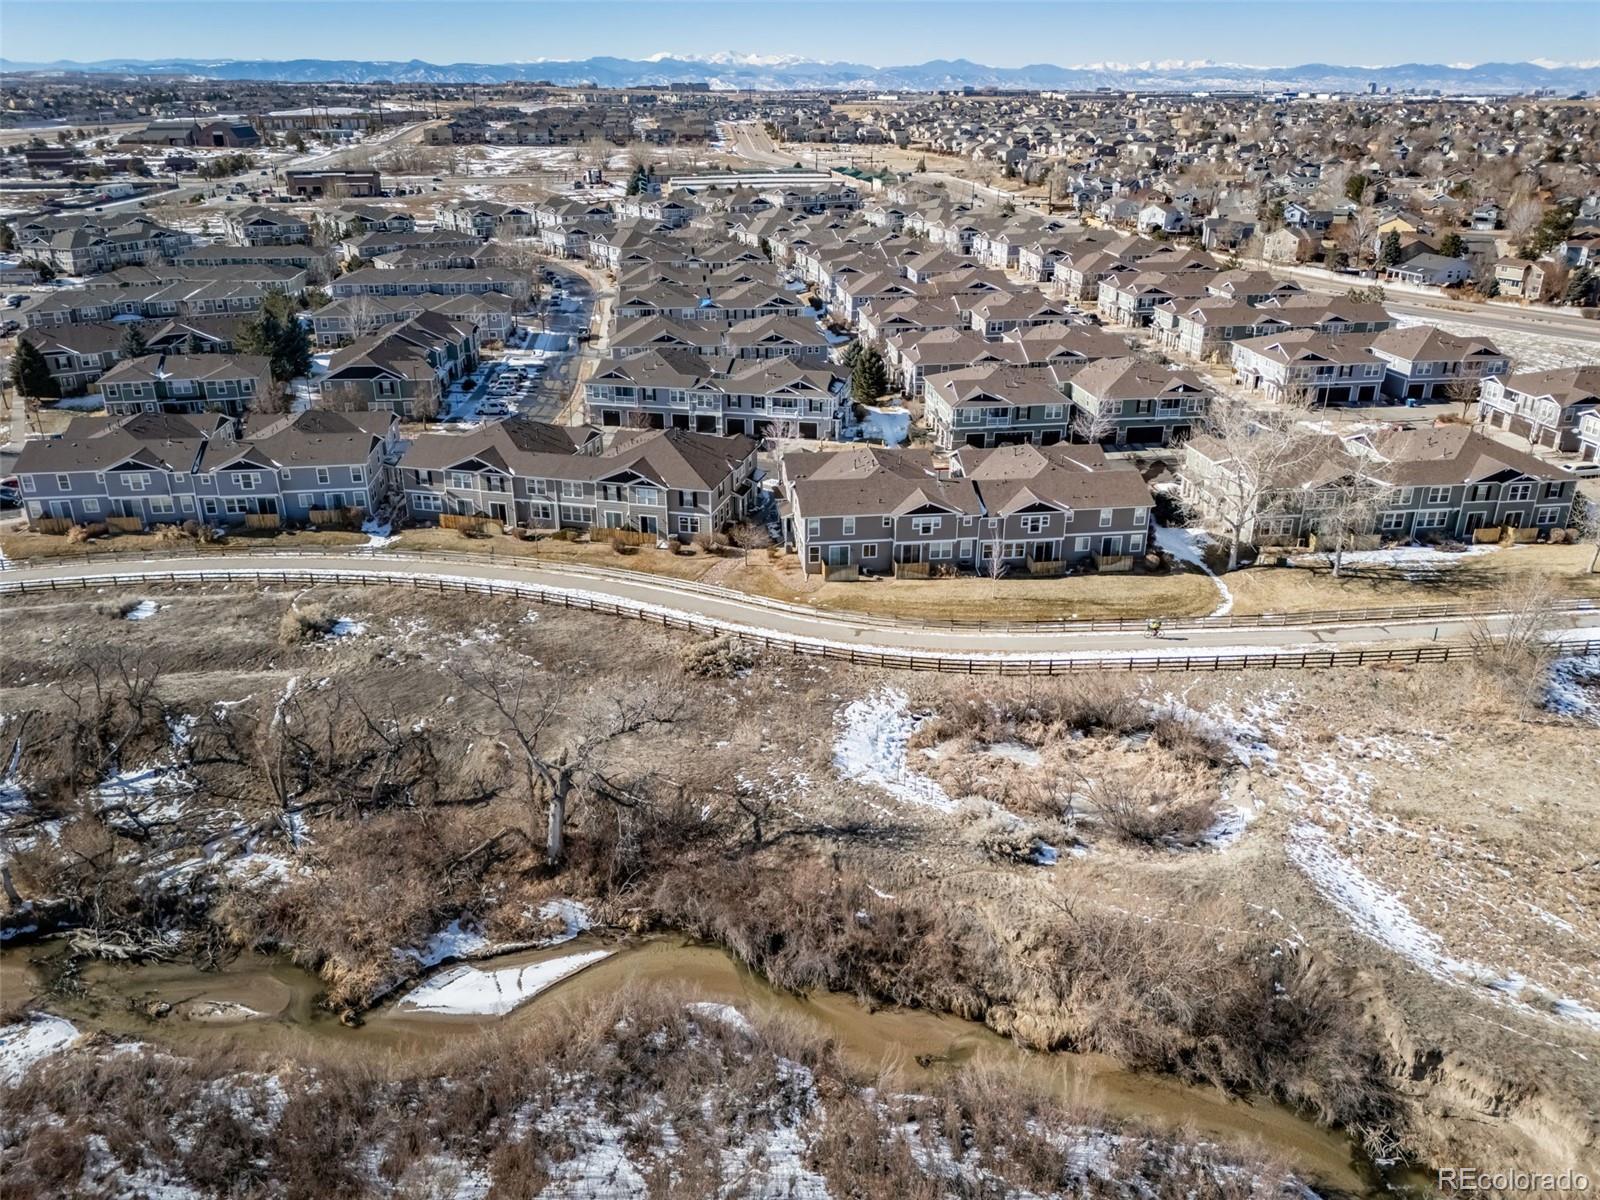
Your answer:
[4,551,1597,665]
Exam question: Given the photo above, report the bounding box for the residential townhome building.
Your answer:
[398,422,754,538]
[19,318,239,397]
[780,441,1153,578]
[1062,357,1211,446]
[1096,269,1211,327]
[923,364,1074,450]
[343,230,482,262]
[15,408,397,529]
[328,267,530,302]
[318,311,481,419]
[328,205,416,235]
[584,350,846,438]
[97,353,272,417]
[1384,252,1472,287]
[309,291,519,346]
[224,207,311,246]
[965,293,1083,340]
[1478,366,1600,453]
[170,244,333,278]
[1153,297,1392,361]
[436,200,537,239]
[1368,326,1510,402]
[609,315,832,360]
[1179,425,1577,546]
[1230,332,1387,406]
[890,325,1127,397]
[12,213,188,274]
[1578,410,1600,464]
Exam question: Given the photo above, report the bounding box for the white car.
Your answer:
[478,401,510,417]
[1558,461,1600,478]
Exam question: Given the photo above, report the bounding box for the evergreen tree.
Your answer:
[0,222,14,252]
[1343,172,1370,204]
[120,323,149,358]
[1379,231,1402,267]
[1437,231,1465,259]
[237,293,312,382]
[850,346,889,406]
[1564,267,1597,307]
[9,338,56,399]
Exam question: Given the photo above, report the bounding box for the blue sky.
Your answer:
[3,1,1594,66]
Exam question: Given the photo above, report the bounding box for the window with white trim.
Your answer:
[1503,482,1533,502]
[1425,486,1451,504]
[83,498,100,512]
[1020,514,1048,534]
[806,518,820,538]
[1098,508,1113,527]
[842,516,855,536]
[1380,511,1407,531]
[1075,536,1090,552]
[1535,506,1561,525]
[861,543,878,558]
[56,474,71,490]
[150,496,174,514]
[911,515,941,535]
[676,515,702,534]
[204,498,219,515]
[412,493,443,512]
[351,467,364,483]
[1415,510,1448,529]
[930,541,953,559]
[232,473,255,491]
[316,467,331,485]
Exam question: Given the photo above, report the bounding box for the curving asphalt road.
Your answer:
[4,551,1597,665]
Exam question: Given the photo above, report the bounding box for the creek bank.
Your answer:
[1,933,1381,1196]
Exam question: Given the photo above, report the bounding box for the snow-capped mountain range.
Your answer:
[1,54,1596,93]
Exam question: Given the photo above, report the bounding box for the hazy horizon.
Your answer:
[2,1,1594,70]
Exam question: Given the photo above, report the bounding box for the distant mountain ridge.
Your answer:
[1,55,1596,93]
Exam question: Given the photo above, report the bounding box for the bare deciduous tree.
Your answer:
[451,656,678,864]
[1180,397,1323,571]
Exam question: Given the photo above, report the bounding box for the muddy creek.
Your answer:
[2,934,1388,1195]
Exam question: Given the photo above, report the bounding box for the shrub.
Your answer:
[94,598,142,619]
[65,525,93,544]
[677,635,756,679]
[1089,776,1218,847]
[609,531,637,556]
[961,803,1041,863]
[277,602,336,646]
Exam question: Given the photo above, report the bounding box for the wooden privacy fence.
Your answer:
[3,566,1596,677]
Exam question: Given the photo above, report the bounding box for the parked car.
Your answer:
[478,401,510,417]
[1558,461,1600,478]
[5,294,26,308]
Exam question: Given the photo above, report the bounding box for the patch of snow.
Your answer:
[1152,523,1233,616]
[982,740,1041,767]
[327,617,367,638]
[124,599,160,621]
[404,918,491,969]
[856,404,910,446]
[687,1001,755,1034]
[1544,653,1600,726]
[538,897,593,943]
[0,1014,78,1085]
[833,689,954,812]
[359,518,396,549]
[394,949,612,1016]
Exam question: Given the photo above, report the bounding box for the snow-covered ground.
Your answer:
[1393,314,1596,371]
[124,599,161,621]
[394,948,612,1016]
[1283,723,1600,1031]
[1545,653,1600,726]
[833,689,955,812]
[1152,523,1234,616]
[0,1014,79,1085]
[1290,542,1496,578]
[853,405,910,446]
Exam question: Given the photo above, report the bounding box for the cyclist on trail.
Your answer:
[1146,617,1164,638]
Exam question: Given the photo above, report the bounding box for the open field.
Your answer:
[1,581,1596,1186]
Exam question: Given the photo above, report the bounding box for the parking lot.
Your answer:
[436,267,592,427]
